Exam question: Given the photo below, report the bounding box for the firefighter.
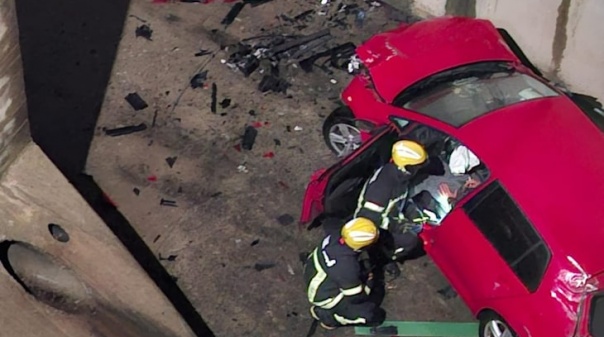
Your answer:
[354,140,429,279]
[304,217,385,330]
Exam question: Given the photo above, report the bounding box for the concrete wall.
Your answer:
[395,0,604,100]
[0,1,196,336]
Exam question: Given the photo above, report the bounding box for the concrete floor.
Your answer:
[78,1,473,336]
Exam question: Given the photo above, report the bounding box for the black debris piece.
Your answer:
[151,110,158,127]
[277,214,294,226]
[293,9,314,21]
[165,156,178,168]
[241,125,258,150]
[250,239,260,246]
[220,112,227,116]
[220,98,232,108]
[273,138,281,146]
[125,92,148,110]
[135,24,153,40]
[177,186,183,193]
[160,198,178,207]
[253,262,276,271]
[221,2,246,26]
[190,70,208,89]
[248,109,256,116]
[194,49,212,57]
[299,42,356,72]
[133,187,140,196]
[153,234,161,243]
[258,75,290,93]
[286,125,291,132]
[159,253,178,262]
[237,55,260,77]
[210,83,218,113]
[210,192,222,198]
[165,14,181,23]
[243,0,273,7]
[437,285,458,300]
[267,29,330,57]
[105,123,148,137]
[129,14,147,23]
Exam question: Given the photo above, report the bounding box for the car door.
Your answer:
[420,181,534,312]
[299,124,401,228]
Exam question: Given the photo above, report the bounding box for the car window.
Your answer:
[463,181,551,292]
[568,93,604,133]
[393,62,559,127]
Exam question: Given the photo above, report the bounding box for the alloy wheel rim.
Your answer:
[484,320,512,337]
[328,123,361,156]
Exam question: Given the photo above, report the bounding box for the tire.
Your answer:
[479,311,517,337]
[322,106,362,157]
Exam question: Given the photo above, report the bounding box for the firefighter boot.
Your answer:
[310,306,337,330]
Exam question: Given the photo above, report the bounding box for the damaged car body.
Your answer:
[306,16,604,337]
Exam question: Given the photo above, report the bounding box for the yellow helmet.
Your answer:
[341,218,378,251]
[391,140,427,170]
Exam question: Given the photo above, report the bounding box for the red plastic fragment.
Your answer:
[252,121,264,128]
[278,181,289,189]
[233,144,242,152]
[263,151,275,158]
[147,175,158,182]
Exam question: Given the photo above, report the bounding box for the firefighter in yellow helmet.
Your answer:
[303,217,386,330]
[354,140,429,279]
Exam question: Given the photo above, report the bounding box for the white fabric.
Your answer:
[449,145,480,175]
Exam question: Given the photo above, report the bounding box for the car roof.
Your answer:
[456,96,604,274]
[356,17,520,103]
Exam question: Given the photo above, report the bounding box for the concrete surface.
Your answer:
[86,1,472,337]
[0,143,196,337]
[391,0,604,100]
[0,0,30,174]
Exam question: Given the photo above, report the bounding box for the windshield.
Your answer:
[397,63,560,127]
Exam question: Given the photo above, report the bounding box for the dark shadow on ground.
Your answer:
[15,1,214,336]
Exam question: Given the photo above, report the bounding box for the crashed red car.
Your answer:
[304,16,604,337]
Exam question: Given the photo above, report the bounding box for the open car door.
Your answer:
[299,125,401,229]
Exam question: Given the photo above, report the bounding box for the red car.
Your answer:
[303,17,604,337]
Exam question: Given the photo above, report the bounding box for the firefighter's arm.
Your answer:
[357,167,395,225]
[334,257,372,300]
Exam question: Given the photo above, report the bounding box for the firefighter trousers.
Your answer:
[312,297,386,328]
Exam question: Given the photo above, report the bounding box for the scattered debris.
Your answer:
[194,49,212,57]
[253,262,276,271]
[220,98,232,108]
[299,42,356,73]
[153,234,161,243]
[159,253,178,261]
[287,264,295,275]
[133,187,141,196]
[190,70,208,88]
[125,92,149,110]
[355,9,366,28]
[258,75,290,93]
[135,24,153,40]
[294,125,303,131]
[129,14,148,23]
[151,110,158,127]
[221,2,246,26]
[286,125,291,132]
[210,192,222,198]
[262,151,275,158]
[147,175,158,182]
[251,239,260,246]
[248,109,256,116]
[160,198,178,207]
[437,285,458,300]
[166,156,178,168]
[237,164,249,173]
[211,83,218,113]
[330,79,337,84]
[165,13,181,22]
[241,125,258,150]
[277,214,294,225]
[105,123,148,137]
[273,138,281,146]
[277,181,289,189]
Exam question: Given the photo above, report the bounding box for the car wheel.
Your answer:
[322,106,362,157]
[479,311,517,337]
